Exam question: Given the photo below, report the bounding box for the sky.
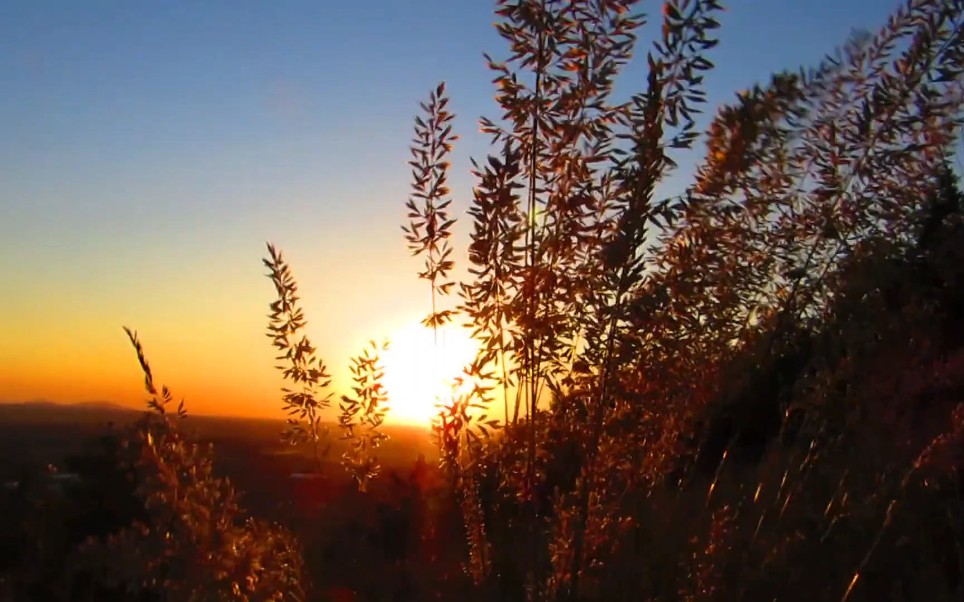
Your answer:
[0,0,903,420]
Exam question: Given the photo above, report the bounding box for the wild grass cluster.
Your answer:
[268,1,964,599]
[3,0,963,600]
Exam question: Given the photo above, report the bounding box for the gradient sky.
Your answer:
[0,0,902,419]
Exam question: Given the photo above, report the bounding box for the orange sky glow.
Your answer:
[0,234,481,424]
[0,1,902,424]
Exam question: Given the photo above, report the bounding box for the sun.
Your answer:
[381,321,479,426]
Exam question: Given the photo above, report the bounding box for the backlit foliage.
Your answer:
[404,81,460,331]
[78,329,305,601]
[338,340,390,492]
[256,0,964,600]
[264,243,334,465]
[404,83,503,586]
[13,2,956,600]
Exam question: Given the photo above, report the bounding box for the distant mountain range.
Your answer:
[1,400,137,412]
[0,400,283,423]
[0,400,140,425]
[0,400,433,441]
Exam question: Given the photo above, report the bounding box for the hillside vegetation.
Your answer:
[3,1,964,601]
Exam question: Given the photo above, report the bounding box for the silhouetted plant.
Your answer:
[338,340,390,492]
[428,0,962,599]
[264,245,395,495]
[258,0,964,600]
[265,243,334,467]
[75,328,305,601]
[404,81,460,333]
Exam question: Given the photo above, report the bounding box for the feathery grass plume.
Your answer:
[264,245,391,493]
[399,0,964,599]
[75,328,305,601]
[337,340,390,492]
[244,0,964,597]
[638,0,964,495]
[404,81,459,332]
[404,82,490,462]
[264,242,334,468]
[463,2,667,594]
[673,167,964,601]
[404,81,466,425]
[548,2,722,597]
[460,140,526,426]
[404,83,503,582]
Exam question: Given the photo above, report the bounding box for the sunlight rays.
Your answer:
[382,321,479,426]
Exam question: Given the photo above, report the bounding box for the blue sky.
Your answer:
[0,0,903,416]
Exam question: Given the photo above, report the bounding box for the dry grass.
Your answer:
[58,1,964,600]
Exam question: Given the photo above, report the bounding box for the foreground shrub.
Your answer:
[74,330,306,601]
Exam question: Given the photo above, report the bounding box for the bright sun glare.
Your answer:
[382,322,479,426]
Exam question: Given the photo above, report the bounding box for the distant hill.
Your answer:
[0,400,437,483]
[0,400,139,424]
[74,400,134,411]
[0,400,437,469]
[1,399,134,410]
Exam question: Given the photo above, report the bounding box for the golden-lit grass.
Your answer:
[252,2,964,600]
[9,1,960,601]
